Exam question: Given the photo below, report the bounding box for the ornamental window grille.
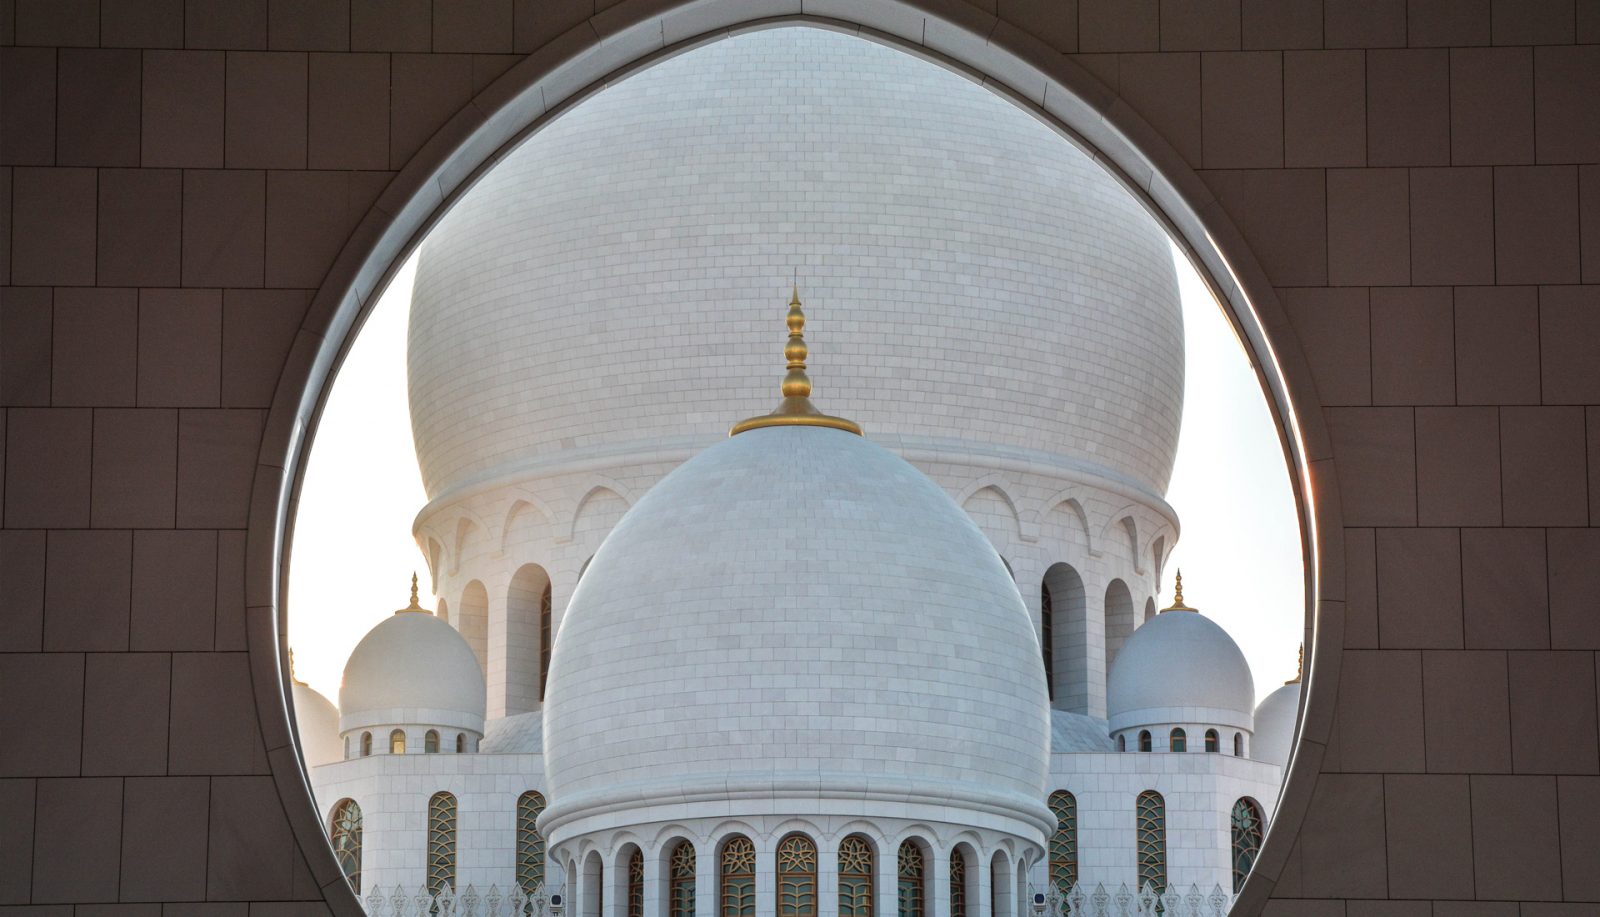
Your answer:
[391,729,407,754]
[361,732,372,756]
[1135,791,1166,895]
[669,841,697,917]
[897,841,925,917]
[838,835,874,917]
[949,849,966,917]
[515,791,546,894]
[1231,797,1265,893]
[1138,730,1151,752]
[539,582,553,701]
[1205,729,1218,753]
[425,730,440,754]
[1234,732,1243,756]
[329,798,362,893]
[1041,583,1054,701]
[627,849,644,917]
[427,792,457,894]
[776,834,818,917]
[720,836,756,917]
[1169,728,1186,752]
[1047,790,1078,893]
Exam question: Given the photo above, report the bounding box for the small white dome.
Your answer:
[291,680,342,766]
[1106,607,1255,733]
[1252,681,1302,768]
[339,609,486,734]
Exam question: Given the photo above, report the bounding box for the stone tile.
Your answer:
[1241,0,1321,49]
[390,53,475,167]
[138,289,222,407]
[182,170,266,287]
[1117,53,1201,169]
[82,652,170,776]
[10,167,97,286]
[1332,649,1425,771]
[91,408,178,528]
[142,50,225,168]
[1284,51,1365,168]
[1495,166,1581,285]
[270,0,348,50]
[1500,407,1588,527]
[1415,408,1500,527]
[1462,528,1548,649]
[225,52,308,169]
[1376,528,1462,648]
[1,287,52,406]
[165,906,248,917]
[1585,165,1600,284]
[1408,0,1491,46]
[1325,0,1406,48]
[1491,0,1575,44]
[1592,406,1600,524]
[1539,285,1600,404]
[1584,0,1600,41]
[221,290,311,406]
[30,778,122,903]
[176,410,264,528]
[120,777,210,900]
[1450,47,1534,167]
[0,779,34,903]
[1297,773,1388,898]
[1509,651,1599,774]
[56,49,142,168]
[1201,51,1281,169]
[101,0,184,48]
[51,288,137,407]
[207,777,296,898]
[1158,0,1238,50]
[0,168,10,287]
[169,653,270,775]
[43,530,132,652]
[1,47,55,165]
[265,171,355,287]
[1471,775,1562,900]
[132,530,217,651]
[97,169,182,286]
[1329,169,1410,286]
[0,654,82,777]
[0,532,45,652]
[352,0,431,51]
[4,409,92,529]
[1326,407,1416,526]
[1199,169,1326,286]
[1368,50,1449,167]
[433,0,514,53]
[13,0,97,45]
[1534,46,1600,165]
[215,531,247,651]
[1371,287,1452,405]
[1384,774,1473,898]
[308,53,388,170]
[1423,649,1511,773]
[1453,286,1538,404]
[1556,777,1600,901]
[1344,528,1379,647]
[1431,905,1517,917]
[1283,287,1370,406]
[1409,167,1494,286]
[1549,529,1600,649]
[185,0,266,48]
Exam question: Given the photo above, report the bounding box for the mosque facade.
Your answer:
[289,26,1300,917]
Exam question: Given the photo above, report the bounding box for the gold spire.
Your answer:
[1286,643,1303,684]
[1160,569,1197,612]
[396,571,429,614]
[730,286,863,437]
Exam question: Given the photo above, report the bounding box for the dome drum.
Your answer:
[337,707,487,739]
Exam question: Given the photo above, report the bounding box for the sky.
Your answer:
[285,240,1305,705]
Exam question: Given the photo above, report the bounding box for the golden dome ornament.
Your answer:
[730,287,863,437]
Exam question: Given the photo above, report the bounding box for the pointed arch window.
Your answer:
[669,841,697,917]
[329,798,362,893]
[390,729,407,754]
[1138,730,1151,752]
[427,791,458,894]
[1117,734,1127,752]
[457,733,466,753]
[1135,791,1166,896]
[777,834,817,917]
[1234,732,1244,757]
[425,730,440,753]
[1231,798,1265,893]
[539,581,553,701]
[897,841,925,917]
[838,835,874,917]
[1048,790,1078,893]
[516,791,547,893]
[361,732,372,756]
[949,849,967,917]
[720,836,755,917]
[1205,729,1218,753]
[627,849,644,917]
[1041,582,1054,701]
[1169,728,1186,752]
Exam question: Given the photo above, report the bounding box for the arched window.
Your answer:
[1234,732,1244,757]
[720,835,755,917]
[427,791,458,894]
[897,841,925,917]
[1135,791,1166,896]
[390,729,406,754]
[360,732,372,756]
[1169,728,1186,752]
[838,835,874,917]
[425,730,440,754]
[539,581,553,701]
[776,834,817,917]
[1117,734,1126,752]
[949,849,967,917]
[1040,582,1054,701]
[1047,790,1078,893]
[669,841,697,917]
[627,849,644,917]
[1138,730,1151,752]
[456,733,466,753]
[329,798,362,893]
[1205,729,1219,753]
[1230,798,1265,894]
[344,735,351,760]
[516,791,546,893]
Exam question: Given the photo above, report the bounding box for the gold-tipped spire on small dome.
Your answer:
[1160,569,1197,612]
[1286,643,1303,684]
[396,571,430,614]
[730,286,863,437]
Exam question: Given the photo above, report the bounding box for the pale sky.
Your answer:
[286,240,1304,705]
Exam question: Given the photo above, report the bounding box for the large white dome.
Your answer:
[291,680,341,766]
[542,423,1051,831]
[339,609,487,733]
[408,27,1183,505]
[1252,681,1302,768]
[1106,607,1256,733]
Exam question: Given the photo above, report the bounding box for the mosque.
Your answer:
[288,26,1301,917]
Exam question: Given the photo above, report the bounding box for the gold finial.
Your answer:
[730,286,862,437]
[1160,569,1197,612]
[1286,643,1303,684]
[396,571,429,614]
